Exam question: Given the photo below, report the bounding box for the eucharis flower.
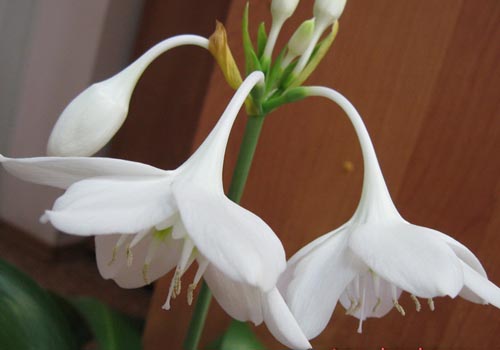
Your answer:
[0,72,311,350]
[47,35,209,157]
[279,86,500,339]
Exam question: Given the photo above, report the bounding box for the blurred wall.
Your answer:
[0,0,144,245]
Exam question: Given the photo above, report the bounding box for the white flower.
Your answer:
[279,86,500,339]
[282,19,316,68]
[263,0,301,59]
[271,0,300,20]
[292,0,346,75]
[313,0,347,27]
[1,72,311,350]
[47,35,209,157]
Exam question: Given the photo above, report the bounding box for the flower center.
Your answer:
[107,226,210,310]
[344,271,436,333]
[162,238,209,310]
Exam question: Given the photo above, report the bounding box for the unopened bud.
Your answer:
[288,19,315,58]
[209,21,243,90]
[47,70,134,157]
[313,0,347,27]
[271,0,300,21]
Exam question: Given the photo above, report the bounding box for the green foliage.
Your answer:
[206,320,266,350]
[0,259,79,350]
[0,258,144,350]
[256,22,268,58]
[71,297,143,350]
[242,3,261,75]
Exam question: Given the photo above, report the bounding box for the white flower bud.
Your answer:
[288,19,315,58]
[271,0,300,21]
[46,70,135,157]
[313,0,347,26]
[47,35,209,157]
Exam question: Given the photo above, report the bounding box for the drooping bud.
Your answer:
[47,35,209,157]
[283,19,315,66]
[313,0,347,27]
[208,21,243,90]
[271,0,300,22]
[47,69,136,157]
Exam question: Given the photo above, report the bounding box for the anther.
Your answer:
[411,295,421,312]
[108,235,129,266]
[142,264,150,285]
[393,300,406,316]
[174,268,182,296]
[187,283,197,305]
[427,298,435,311]
[126,247,133,267]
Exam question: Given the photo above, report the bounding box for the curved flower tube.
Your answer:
[279,86,500,339]
[0,72,311,350]
[47,35,209,157]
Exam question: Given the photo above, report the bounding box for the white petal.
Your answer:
[173,183,286,291]
[349,221,464,298]
[45,176,176,235]
[428,229,489,303]
[95,232,182,288]
[203,264,263,325]
[278,223,349,293]
[461,261,500,308]
[262,288,312,350]
[284,226,362,339]
[0,155,167,189]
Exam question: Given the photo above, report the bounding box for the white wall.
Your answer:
[0,0,144,245]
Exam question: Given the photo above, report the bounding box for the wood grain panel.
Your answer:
[132,0,500,348]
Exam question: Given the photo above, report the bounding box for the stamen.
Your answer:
[187,259,210,306]
[142,264,150,284]
[427,298,435,311]
[174,268,182,296]
[108,234,129,266]
[187,283,196,306]
[371,272,381,313]
[345,296,357,315]
[126,229,150,267]
[162,282,175,310]
[126,247,133,267]
[393,300,406,316]
[411,295,421,312]
[357,279,366,334]
[372,298,381,313]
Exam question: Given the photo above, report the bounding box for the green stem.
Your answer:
[182,112,266,350]
[227,114,265,203]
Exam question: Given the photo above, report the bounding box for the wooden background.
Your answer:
[111,0,500,348]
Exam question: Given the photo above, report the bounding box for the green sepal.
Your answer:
[242,3,261,74]
[265,47,286,94]
[262,87,308,114]
[0,259,79,350]
[206,320,266,350]
[288,20,339,88]
[70,296,143,350]
[257,22,268,59]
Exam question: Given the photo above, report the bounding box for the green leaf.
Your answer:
[71,296,143,350]
[242,2,261,74]
[0,259,79,350]
[206,320,266,350]
[256,22,268,59]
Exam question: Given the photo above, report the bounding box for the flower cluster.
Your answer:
[1,0,499,349]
